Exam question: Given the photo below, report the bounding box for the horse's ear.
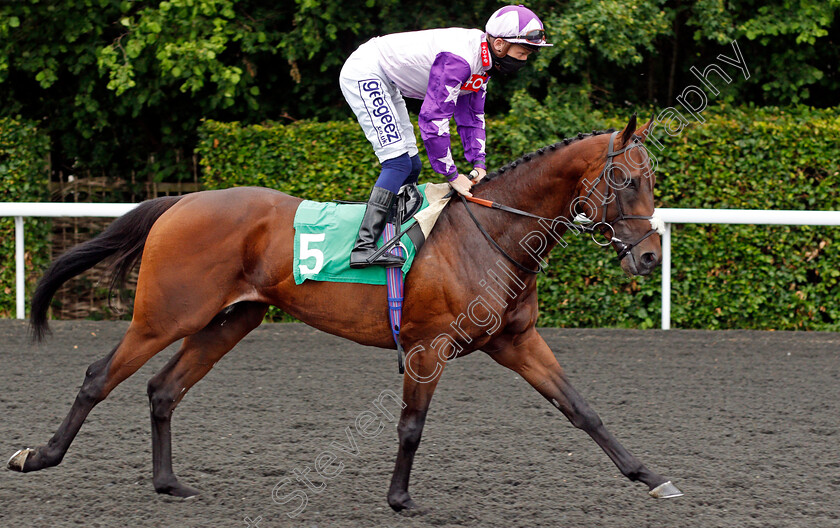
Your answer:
[634,112,656,143]
[620,113,637,145]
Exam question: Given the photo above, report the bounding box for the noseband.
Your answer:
[577,131,663,261]
[459,131,663,274]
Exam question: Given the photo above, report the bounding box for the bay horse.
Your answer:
[7,114,683,509]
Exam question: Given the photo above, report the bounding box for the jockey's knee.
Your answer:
[405,154,422,184]
[375,152,412,193]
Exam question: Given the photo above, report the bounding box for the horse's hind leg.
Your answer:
[146,301,268,497]
[8,325,182,473]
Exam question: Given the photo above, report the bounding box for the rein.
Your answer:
[458,193,542,274]
[459,131,663,272]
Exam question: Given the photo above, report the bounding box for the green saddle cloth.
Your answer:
[293,184,432,285]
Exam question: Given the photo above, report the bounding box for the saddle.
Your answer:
[335,183,426,255]
[396,183,426,224]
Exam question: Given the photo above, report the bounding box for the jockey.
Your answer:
[341,4,553,268]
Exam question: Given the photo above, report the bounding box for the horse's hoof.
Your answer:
[388,492,424,513]
[7,448,34,472]
[648,480,683,498]
[155,480,201,498]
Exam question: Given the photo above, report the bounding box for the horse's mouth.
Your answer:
[619,249,659,276]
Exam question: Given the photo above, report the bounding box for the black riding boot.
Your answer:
[349,186,406,268]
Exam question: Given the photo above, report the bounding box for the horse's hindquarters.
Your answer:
[134,188,301,333]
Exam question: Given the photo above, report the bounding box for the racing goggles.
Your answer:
[513,29,546,44]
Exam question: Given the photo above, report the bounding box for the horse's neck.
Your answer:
[474,145,588,253]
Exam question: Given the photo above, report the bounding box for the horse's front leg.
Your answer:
[387,340,447,512]
[485,327,683,499]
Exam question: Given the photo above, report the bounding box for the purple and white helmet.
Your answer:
[485,4,553,47]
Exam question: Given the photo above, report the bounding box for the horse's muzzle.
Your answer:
[620,245,661,276]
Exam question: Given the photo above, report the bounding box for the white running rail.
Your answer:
[657,208,840,329]
[2,203,840,326]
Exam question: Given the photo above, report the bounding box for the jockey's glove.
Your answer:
[469,168,487,183]
[449,173,474,197]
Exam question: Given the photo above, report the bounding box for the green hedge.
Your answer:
[646,106,840,330]
[198,119,380,201]
[197,104,840,330]
[0,117,51,318]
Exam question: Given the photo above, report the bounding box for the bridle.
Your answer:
[576,130,663,261]
[460,131,664,274]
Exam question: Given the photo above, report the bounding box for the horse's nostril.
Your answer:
[641,252,658,267]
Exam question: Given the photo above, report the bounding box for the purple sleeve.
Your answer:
[453,81,487,169]
[418,52,472,178]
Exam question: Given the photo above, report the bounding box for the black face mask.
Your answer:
[492,53,527,75]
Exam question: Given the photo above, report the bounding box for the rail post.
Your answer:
[661,222,671,330]
[15,216,25,320]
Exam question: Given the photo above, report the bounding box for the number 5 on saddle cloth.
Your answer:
[292,183,452,373]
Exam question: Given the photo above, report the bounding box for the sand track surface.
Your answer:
[1,320,838,527]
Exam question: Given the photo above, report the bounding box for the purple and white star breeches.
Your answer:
[339,42,419,163]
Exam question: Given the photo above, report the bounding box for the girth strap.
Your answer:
[383,222,406,374]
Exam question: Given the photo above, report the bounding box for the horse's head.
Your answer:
[571,114,662,275]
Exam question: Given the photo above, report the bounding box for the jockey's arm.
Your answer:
[418,52,476,194]
[453,82,487,181]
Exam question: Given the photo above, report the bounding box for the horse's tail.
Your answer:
[30,195,184,342]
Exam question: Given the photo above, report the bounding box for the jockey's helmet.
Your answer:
[485,5,553,50]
